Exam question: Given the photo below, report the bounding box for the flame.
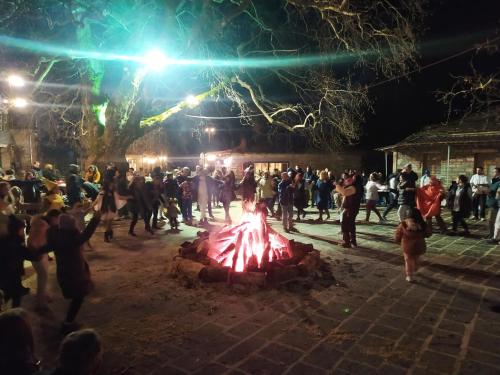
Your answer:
[208,203,291,272]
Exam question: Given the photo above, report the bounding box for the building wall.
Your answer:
[205,151,365,179]
[393,145,500,187]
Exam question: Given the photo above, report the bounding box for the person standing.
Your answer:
[420,169,431,187]
[93,173,126,242]
[193,169,212,225]
[220,171,236,224]
[278,172,294,232]
[395,208,431,282]
[65,165,84,207]
[0,216,36,308]
[397,173,416,222]
[416,176,447,234]
[486,171,500,240]
[239,167,257,208]
[46,212,101,333]
[470,166,491,221]
[402,163,418,185]
[293,172,307,221]
[315,170,332,221]
[447,175,472,236]
[336,181,359,248]
[364,172,387,223]
[179,176,194,225]
[304,166,316,208]
[150,173,165,229]
[382,170,400,220]
[258,171,276,216]
[127,176,154,236]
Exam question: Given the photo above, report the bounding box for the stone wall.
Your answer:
[393,145,500,187]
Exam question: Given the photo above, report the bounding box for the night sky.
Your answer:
[363,0,500,149]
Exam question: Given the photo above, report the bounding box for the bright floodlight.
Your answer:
[143,49,169,72]
[205,127,215,133]
[185,95,199,107]
[12,97,28,108]
[8,74,25,88]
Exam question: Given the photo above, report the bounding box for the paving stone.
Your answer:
[428,329,463,355]
[345,344,386,368]
[458,360,500,375]
[443,307,476,324]
[368,324,404,341]
[419,351,458,373]
[171,350,215,372]
[285,362,328,375]
[301,314,340,336]
[416,304,444,326]
[218,337,267,365]
[377,314,414,331]
[150,364,187,375]
[258,343,303,365]
[336,359,377,375]
[437,319,466,335]
[302,342,344,369]
[277,326,321,351]
[191,362,228,375]
[238,354,287,375]
[338,316,372,334]
[465,348,500,368]
[376,363,408,375]
[228,321,264,338]
[468,331,500,355]
[254,316,296,340]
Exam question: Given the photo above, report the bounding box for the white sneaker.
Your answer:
[480,218,486,222]
[405,276,413,282]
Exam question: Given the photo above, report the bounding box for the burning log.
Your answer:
[171,257,206,280]
[229,271,266,287]
[298,250,321,276]
[266,265,301,284]
[199,266,230,282]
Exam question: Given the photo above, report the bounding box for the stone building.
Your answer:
[377,110,500,186]
[203,149,367,179]
[0,106,35,171]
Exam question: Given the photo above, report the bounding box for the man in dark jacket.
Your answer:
[65,164,84,207]
[45,212,100,333]
[278,172,295,232]
[447,175,472,236]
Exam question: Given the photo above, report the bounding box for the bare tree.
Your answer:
[436,36,500,123]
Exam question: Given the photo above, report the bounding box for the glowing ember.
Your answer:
[208,203,292,272]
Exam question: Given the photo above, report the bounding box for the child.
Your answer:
[167,199,180,230]
[395,208,431,282]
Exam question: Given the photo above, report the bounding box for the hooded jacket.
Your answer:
[395,218,431,257]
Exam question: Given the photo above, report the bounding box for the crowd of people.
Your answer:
[0,159,499,373]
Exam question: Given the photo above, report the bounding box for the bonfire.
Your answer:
[208,202,292,272]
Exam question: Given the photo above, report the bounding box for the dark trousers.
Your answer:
[181,198,192,221]
[169,217,178,229]
[452,211,469,232]
[130,209,152,232]
[152,200,161,227]
[427,215,447,233]
[66,296,84,323]
[341,209,357,245]
[472,194,487,218]
[382,192,398,218]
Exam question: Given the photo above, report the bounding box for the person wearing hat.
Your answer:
[41,179,65,212]
[45,211,101,332]
[42,163,57,182]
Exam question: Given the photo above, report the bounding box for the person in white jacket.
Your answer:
[470,167,491,221]
[364,173,387,223]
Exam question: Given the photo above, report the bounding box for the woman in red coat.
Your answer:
[395,208,431,282]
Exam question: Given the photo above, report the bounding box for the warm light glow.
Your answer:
[8,74,25,87]
[223,157,232,167]
[185,94,199,107]
[206,154,216,162]
[204,127,216,133]
[12,97,28,108]
[143,49,169,72]
[208,204,292,272]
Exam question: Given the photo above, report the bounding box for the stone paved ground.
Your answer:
[22,203,500,374]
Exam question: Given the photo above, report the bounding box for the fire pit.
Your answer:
[171,203,329,287]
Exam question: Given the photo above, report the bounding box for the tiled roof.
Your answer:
[377,109,500,151]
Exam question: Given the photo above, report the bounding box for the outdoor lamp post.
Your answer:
[7,74,26,88]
